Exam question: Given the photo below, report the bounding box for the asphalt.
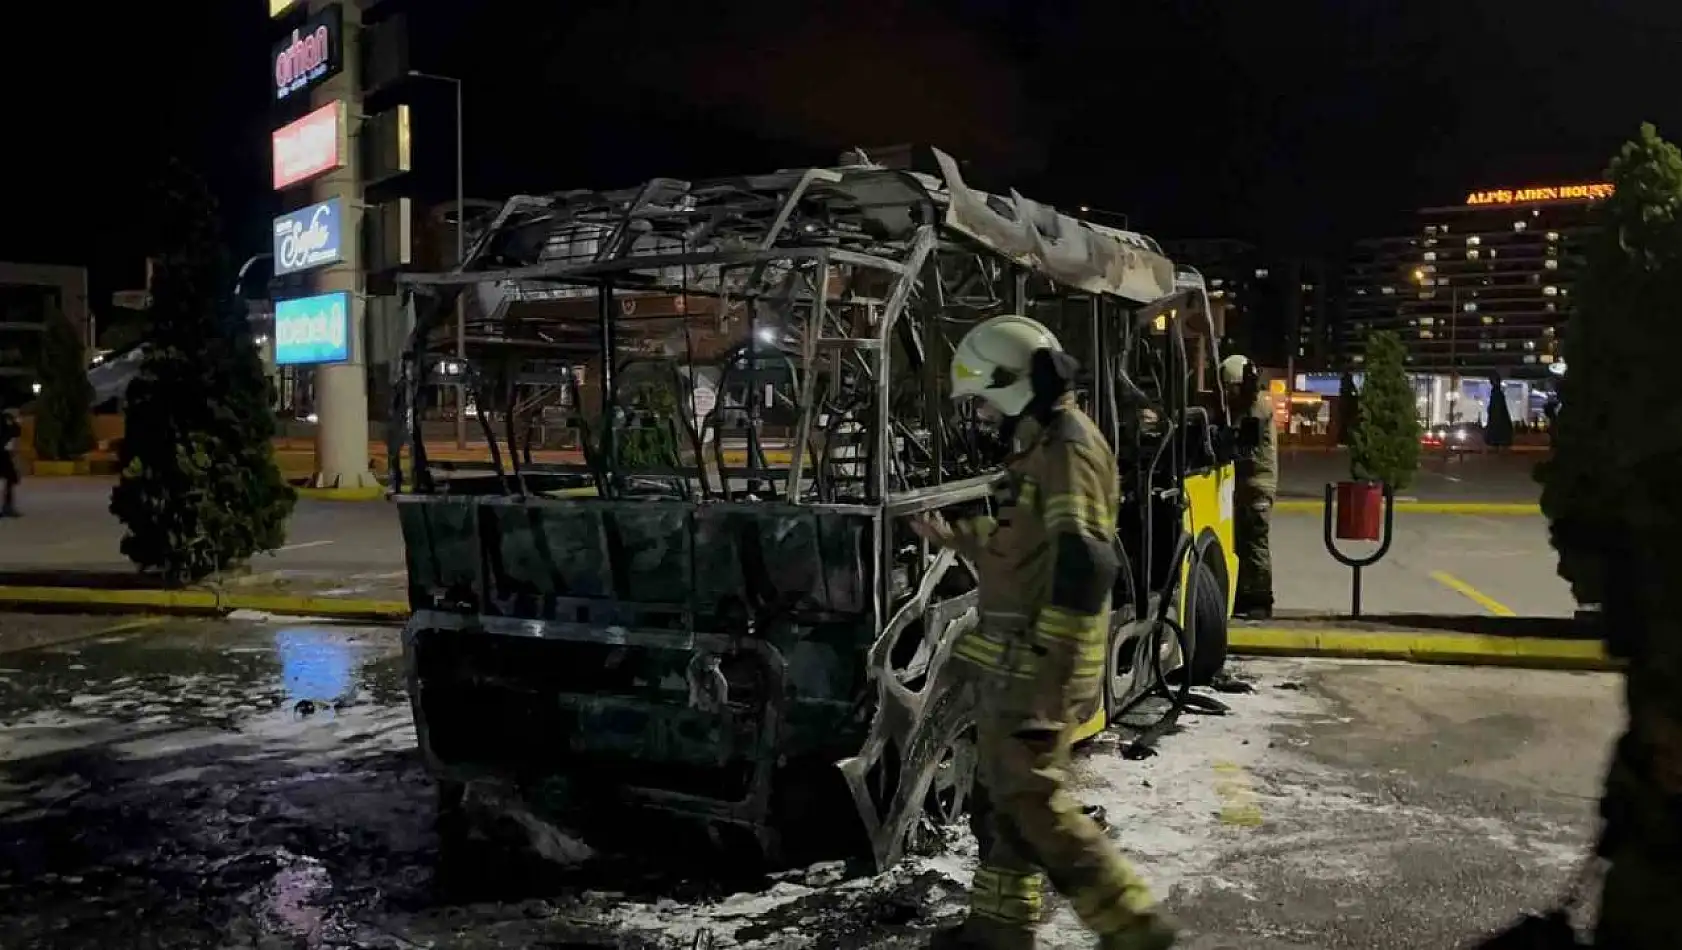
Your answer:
[0,466,1574,623]
[0,613,1619,949]
[1277,448,1543,504]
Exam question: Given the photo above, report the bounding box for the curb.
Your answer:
[0,585,409,623]
[1229,626,1613,671]
[293,485,388,502]
[1273,500,1540,516]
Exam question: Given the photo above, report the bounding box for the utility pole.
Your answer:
[409,70,467,448]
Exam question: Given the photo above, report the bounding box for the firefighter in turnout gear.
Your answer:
[913,315,1178,950]
[1220,354,1276,619]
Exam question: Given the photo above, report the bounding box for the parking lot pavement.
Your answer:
[0,614,1618,948]
[1279,447,1543,503]
[6,476,1577,622]
[0,478,403,577]
[1274,510,1576,619]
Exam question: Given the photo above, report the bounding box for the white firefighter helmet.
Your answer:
[950,314,1063,417]
[1219,354,1251,387]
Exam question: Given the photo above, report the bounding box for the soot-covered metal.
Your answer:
[388,147,1204,871]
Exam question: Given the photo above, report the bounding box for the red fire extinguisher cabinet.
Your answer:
[1334,480,1384,542]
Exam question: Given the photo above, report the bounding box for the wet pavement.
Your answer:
[0,613,1618,949]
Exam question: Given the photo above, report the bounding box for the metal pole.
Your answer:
[452,78,468,450]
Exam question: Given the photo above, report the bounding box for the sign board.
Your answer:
[273,198,344,276]
[1465,183,1613,207]
[274,291,352,365]
[360,13,411,93]
[270,0,301,17]
[272,100,346,191]
[362,104,413,185]
[272,4,343,103]
[366,197,413,273]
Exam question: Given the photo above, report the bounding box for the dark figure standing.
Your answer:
[1220,355,1275,620]
[0,405,21,517]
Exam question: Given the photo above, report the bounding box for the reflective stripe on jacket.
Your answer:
[949,398,1121,721]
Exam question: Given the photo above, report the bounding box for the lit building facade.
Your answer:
[1341,182,1611,377]
[1159,238,1263,359]
[1161,240,1332,369]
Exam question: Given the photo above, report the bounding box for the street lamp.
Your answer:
[409,70,469,449]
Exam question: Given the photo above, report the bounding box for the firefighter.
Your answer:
[912,314,1177,950]
[0,401,21,518]
[0,400,21,517]
[1220,354,1276,620]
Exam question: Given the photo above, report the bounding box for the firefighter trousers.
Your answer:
[952,703,1166,949]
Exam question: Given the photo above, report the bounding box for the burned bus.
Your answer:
[388,148,1240,871]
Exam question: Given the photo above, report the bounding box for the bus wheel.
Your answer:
[1187,558,1230,686]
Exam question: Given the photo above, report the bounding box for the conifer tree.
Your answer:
[32,305,95,462]
[1535,125,1682,949]
[108,159,295,585]
[1346,331,1420,489]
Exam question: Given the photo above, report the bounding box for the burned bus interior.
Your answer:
[389,148,1232,871]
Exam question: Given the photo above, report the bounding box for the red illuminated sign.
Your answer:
[272,100,346,191]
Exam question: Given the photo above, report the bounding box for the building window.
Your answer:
[1514,220,1528,232]
[1543,285,1559,296]
[1524,340,1537,350]
[1381,286,1396,295]
[1464,301,1478,312]
[1418,317,1435,326]
[1420,330,1435,339]
[1467,249,1481,261]
[1426,225,1439,236]
[1467,236,1482,246]
[1423,251,1438,262]
[1546,231,1560,241]
[1211,279,1225,288]
[1481,315,1494,325]
[1545,259,1559,270]
[1255,268,1270,279]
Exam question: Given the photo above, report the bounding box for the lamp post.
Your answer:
[408,70,468,448]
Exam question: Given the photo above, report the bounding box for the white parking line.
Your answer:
[278,540,336,552]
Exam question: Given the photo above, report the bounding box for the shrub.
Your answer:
[1346,330,1421,489]
[32,306,95,461]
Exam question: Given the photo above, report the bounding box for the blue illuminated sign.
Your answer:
[272,198,343,276]
[274,292,351,366]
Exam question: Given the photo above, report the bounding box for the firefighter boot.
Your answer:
[930,865,1045,949]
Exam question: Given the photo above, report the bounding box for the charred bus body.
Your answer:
[389,148,1238,871]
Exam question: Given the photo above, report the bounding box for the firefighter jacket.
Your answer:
[1236,390,1278,501]
[943,396,1121,733]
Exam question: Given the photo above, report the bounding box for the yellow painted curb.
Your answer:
[1273,500,1540,516]
[0,585,409,622]
[294,485,388,502]
[221,593,409,620]
[0,586,225,612]
[1229,626,1615,671]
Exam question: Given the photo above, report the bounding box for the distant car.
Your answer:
[1421,422,1483,451]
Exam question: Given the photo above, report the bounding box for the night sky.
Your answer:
[9,0,1681,306]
